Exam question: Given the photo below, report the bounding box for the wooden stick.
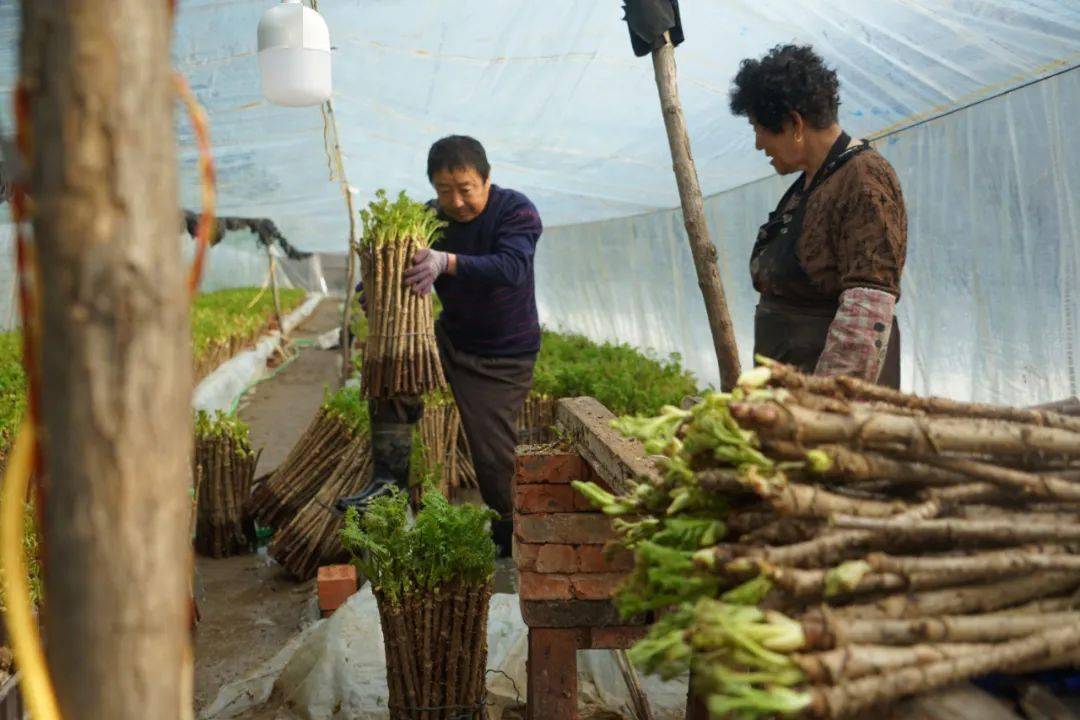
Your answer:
[731,400,1080,458]
[650,37,741,389]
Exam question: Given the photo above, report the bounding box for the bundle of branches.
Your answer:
[341,489,496,720]
[360,190,447,399]
[517,392,556,445]
[194,411,260,558]
[269,432,374,580]
[572,359,1080,719]
[413,389,554,505]
[417,393,471,497]
[246,386,369,530]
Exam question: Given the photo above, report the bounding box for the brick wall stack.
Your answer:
[513,451,634,603]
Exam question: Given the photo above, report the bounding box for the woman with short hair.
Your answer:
[730,44,906,387]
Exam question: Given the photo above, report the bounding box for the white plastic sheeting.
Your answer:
[537,67,1080,406]
[0,1,1077,401]
[179,233,329,295]
[201,586,689,720]
[0,224,14,331]
[161,0,1080,250]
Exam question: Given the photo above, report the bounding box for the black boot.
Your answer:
[335,421,414,513]
[491,518,514,559]
[333,478,394,513]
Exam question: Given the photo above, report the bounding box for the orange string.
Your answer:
[173,72,216,298]
[11,83,43,502]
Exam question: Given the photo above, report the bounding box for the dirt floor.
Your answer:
[194,298,343,713]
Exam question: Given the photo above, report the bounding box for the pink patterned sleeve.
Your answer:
[815,287,896,381]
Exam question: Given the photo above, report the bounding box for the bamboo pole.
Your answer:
[651,35,741,390]
[23,0,193,716]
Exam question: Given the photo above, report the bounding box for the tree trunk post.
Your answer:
[651,39,742,390]
[22,2,194,718]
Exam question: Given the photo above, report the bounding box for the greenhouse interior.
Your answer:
[0,1,1078,719]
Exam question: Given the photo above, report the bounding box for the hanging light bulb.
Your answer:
[257,0,332,107]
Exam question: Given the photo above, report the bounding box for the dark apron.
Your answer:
[750,133,901,388]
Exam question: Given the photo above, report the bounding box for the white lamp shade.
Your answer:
[258,0,331,107]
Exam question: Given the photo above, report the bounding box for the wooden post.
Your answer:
[651,38,742,390]
[340,190,358,383]
[685,675,710,720]
[22,2,193,719]
[268,248,285,335]
[527,628,581,720]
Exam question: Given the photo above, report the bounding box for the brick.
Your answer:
[588,626,648,650]
[514,540,540,572]
[519,571,573,600]
[535,544,577,574]
[576,544,635,573]
[521,599,647,628]
[514,452,584,484]
[317,564,358,615]
[515,513,613,545]
[573,488,601,512]
[570,573,625,600]
[514,483,578,514]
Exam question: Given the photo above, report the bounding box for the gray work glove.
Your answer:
[402,248,449,295]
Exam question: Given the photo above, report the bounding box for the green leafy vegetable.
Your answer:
[340,488,497,604]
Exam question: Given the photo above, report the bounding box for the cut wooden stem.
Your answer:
[808,622,1080,719]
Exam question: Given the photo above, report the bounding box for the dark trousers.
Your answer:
[370,323,536,520]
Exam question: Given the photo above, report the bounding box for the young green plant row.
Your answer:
[0,287,307,463]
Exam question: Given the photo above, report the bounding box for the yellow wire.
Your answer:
[1,418,61,720]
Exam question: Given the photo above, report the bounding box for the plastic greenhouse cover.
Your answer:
[0,1,1076,404]
[2,1,1073,251]
[538,68,1080,406]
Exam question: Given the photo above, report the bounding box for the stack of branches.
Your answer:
[341,489,497,720]
[517,392,556,445]
[416,393,472,498]
[574,358,1080,719]
[360,190,447,399]
[194,411,260,558]
[414,390,554,505]
[270,433,373,580]
[246,386,369,531]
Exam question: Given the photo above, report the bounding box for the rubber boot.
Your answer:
[491,518,514,559]
[335,422,414,513]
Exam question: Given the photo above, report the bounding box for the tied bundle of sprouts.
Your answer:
[194,411,260,558]
[342,489,497,720]
[360,190,447,398]
[267,386,375,580]
[415,392,477,502]
[246,385,370,531]
[571,359,1080,718]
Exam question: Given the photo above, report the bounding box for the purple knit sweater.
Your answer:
[431,185,543,357]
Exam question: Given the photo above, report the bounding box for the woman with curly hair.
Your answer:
[730,44,906,387]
